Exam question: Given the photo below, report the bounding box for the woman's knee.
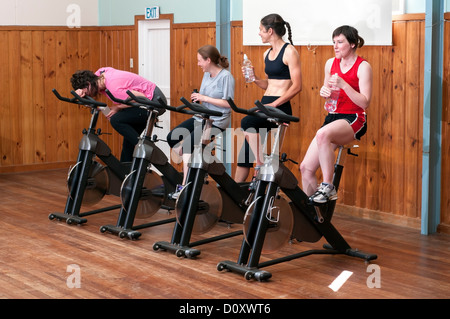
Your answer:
[299,144,319,177]
[315,127,331,146]
[299,159,315,178]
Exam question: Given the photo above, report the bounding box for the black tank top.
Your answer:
[264,43,291,80]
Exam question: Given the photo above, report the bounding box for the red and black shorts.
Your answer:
[322,113,367,140]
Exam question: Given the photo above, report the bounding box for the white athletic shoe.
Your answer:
[309,183,337,204]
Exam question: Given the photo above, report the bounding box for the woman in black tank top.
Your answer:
[235,13,302,183]
[264,43,291,80]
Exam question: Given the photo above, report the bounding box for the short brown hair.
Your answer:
[332,25,365,50]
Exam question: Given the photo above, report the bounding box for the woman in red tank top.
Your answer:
[300,25,373,204]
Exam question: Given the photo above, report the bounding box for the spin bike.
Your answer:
[49,89,131,225]
[217,100,377,281]
[98,90,186,239]
[130,94,251,258]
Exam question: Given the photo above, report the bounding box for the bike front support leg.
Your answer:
[49,149,96,225]
[247,182,279,268]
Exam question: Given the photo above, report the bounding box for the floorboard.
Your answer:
[0,168,449,300]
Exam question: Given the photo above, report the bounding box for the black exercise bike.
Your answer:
[217,99,377,281]
[49,89,131,225]
[129,93,251,258]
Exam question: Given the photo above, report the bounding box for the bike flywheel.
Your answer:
[67,160,109,206]
[120,169,165,219]
[243,195,293,254]
[175,180,223,235]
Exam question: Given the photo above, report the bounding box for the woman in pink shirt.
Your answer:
[71,67,167,162]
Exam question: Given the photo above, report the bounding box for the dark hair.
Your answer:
[260,13,293,45]
[332,25,365,49]
[198,45,229,69]
[70,70,100,96]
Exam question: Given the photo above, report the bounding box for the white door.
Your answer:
[138,19,171,158]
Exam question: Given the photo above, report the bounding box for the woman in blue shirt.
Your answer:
[167,45,235,195]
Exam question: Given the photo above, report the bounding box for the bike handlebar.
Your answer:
[179,97,224,117]
[52,89,81,104]
[104,89,144,108]
[227,98,261,117]
[52,88,108,108]
[227,98,299,123]
[70,90,107,107]
[126,91,223,118]
[254,100,299,123]
[125,91,195,115]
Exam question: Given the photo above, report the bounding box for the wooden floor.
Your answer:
[0,168,449,300]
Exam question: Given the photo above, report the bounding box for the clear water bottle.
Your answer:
[324,74,340,112]
[243,54,255,83]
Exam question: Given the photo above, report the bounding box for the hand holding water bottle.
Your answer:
[321,73,340,112]
[242,54,255,83]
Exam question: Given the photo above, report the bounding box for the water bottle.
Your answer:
[243,54,255,83]
[324,74,340,112]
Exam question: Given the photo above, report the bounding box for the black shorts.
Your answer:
[167,118,223,155]
[237,96,292,168]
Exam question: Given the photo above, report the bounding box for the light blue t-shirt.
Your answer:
[197,69,235,129]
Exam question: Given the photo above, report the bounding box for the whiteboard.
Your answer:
[243,0,392,46]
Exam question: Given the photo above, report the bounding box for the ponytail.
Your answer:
[284,21,293,45]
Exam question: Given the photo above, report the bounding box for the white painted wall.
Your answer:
[0,0,98,26]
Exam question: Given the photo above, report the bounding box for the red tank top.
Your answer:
[330,56,365,114]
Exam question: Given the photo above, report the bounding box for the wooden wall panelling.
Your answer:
[378,46,394,215]
[440,16,450,233]
[391,21,408,218]
[65,30,81,159]
[31,31,46,164]
[359,46,380,211]
[9,31,22,166]
[405,20,424,219]
[56,31,70,162]
[0,31,11,166]
[43,30,57,164]
[0,26,136,173]
[20,31,33,165]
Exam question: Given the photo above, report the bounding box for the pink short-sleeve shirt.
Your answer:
[95,67,156,103]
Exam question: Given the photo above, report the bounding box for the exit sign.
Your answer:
[145,6,160,19]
